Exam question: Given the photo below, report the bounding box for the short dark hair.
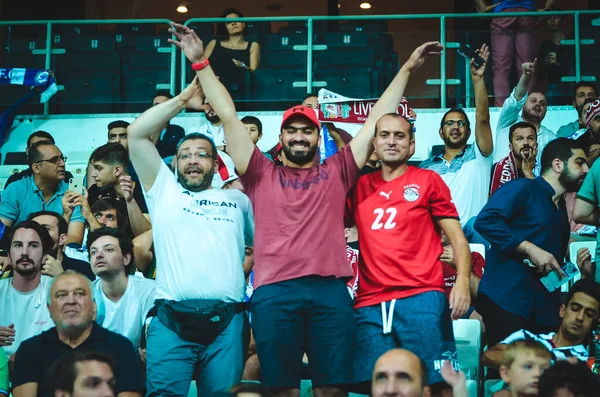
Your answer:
[566,279,600,308]
[91,198,127,230]
[9,220,54,255]
[578,97,597,118]
[440,108,471,130]
[230,382,273,397]
[176,132,218,161]
[374,113,414,140]
[28,210,68,236]
[573,81,598,102]
[27,130,54,149]
[538,360,599,397]
[90,143,129,168]
[153,90,173,103]
[509,121,537,143]
[48,351,115,395]
[217,8,246,37]
[302,93,318,102]
[540,138,583,175]
[241,116,263,133]
[107,120,130,132]
[28,141,57,167]
[87,228,135,275]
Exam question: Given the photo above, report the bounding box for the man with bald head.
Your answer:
[10,271,144,397]
[372,349,431,397]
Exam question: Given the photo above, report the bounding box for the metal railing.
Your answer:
[1,10,598,114]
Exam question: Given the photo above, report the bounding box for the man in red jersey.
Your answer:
[349,112,472,391]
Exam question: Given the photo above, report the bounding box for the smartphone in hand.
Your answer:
[457,45,486,69]
[68,177,84,195]
[540,261,580,292]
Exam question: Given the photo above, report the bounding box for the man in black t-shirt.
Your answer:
[87,143,149,238]
[11,271,144,397]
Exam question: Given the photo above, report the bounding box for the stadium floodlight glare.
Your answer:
[176,5,188,13]
[359,2,372,9]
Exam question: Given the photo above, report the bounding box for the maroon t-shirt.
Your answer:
[240,145,360,289]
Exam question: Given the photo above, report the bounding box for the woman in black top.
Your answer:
[203,8,261,95]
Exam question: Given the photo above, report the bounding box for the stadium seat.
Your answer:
[72,36,115,52]
[316,68,377,98]
[134,36,171,52]
[115,24,156,36]
[469,243,486,259]
[263,34,307,51]
[484,379,504,397]
[56,73,121,113]
[322,32,369,48]
[246,21,272,35]
[261,50,306,68]
[278,26,308,35]
[121,70,169,112]
[465,379,478,397]
[3,152,27,165]
[187,380,197,397]
[252,68,307,101]
[5,38,47,55]
[453,319,482,385]
[317,48,375,69]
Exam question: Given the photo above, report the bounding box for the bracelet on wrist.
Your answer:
[191,59,210,71]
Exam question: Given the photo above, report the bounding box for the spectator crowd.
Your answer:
[1,3,600,397]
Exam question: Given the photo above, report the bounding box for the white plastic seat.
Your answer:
[453,319,482,386]
[469,243,486,259]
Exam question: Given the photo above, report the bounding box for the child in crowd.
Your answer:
[499,340,552,397]
[241,116,272,160]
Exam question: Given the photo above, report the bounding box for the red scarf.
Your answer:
[490,151,518,197]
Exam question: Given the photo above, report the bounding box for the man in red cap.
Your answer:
[170,21,442,397]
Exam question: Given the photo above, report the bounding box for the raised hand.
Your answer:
[0,324,15,347]
[576,247,595,279]
[522,59,537,77]
[521,144,538,178]
[470,43,490,80]
[404,41,444,73]
[42,255,64,277]
[179,76,207,111]
[119,175,135,203]
[440,360,467,389]
[168,22,205,63]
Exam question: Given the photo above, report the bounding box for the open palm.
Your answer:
[168,22,205,63]
[405,41,444,72]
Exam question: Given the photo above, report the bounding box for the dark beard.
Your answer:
[523,109,543,124]
[14,261,38,277]
[558,168,582,192]
[282,143,318,166]
[178,168,215,192]
[442,135,468,150]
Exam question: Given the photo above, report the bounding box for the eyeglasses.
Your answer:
[34,155,67,164]
[178,152,212,161]
[443,120,468,128]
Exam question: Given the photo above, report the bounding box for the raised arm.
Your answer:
[169,23,254,175]
[349,41,443,168]
[515,60,536,101]
[127,77,205,191]
[471,44,493,156]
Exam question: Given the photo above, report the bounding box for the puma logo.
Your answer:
[380,191,392,200]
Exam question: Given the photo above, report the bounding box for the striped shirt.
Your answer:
[501,329,589,362]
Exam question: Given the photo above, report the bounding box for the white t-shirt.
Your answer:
[192,122,226,148]
[0,276,54,357]
[420,143,493,226]
[93,276,156,349]
[493,88,556,176]
[143,162,254,303]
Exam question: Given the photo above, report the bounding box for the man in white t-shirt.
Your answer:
[420,44,493,243]
[0,221,55,357]
[88,228,155,350]
[128,78,254,396]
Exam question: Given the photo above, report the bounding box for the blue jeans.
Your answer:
[146,313,246,396]
[353,291,457,386]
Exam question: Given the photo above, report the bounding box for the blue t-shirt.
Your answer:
[0,175,85,224]
[495,0,535,12]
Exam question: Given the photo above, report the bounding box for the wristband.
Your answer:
[191,59,210,71]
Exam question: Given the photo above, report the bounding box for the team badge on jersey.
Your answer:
[403,184,420,202]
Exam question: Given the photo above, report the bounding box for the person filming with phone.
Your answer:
[474,138,589,355]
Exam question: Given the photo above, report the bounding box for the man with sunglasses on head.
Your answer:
[0,141,85,246]
[420,44,493,243]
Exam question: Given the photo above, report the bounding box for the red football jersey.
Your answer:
[351,167,459,308]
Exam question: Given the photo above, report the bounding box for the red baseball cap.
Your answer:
[280,105,320,130]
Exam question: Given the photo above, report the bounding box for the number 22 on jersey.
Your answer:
[371,207,397,230]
